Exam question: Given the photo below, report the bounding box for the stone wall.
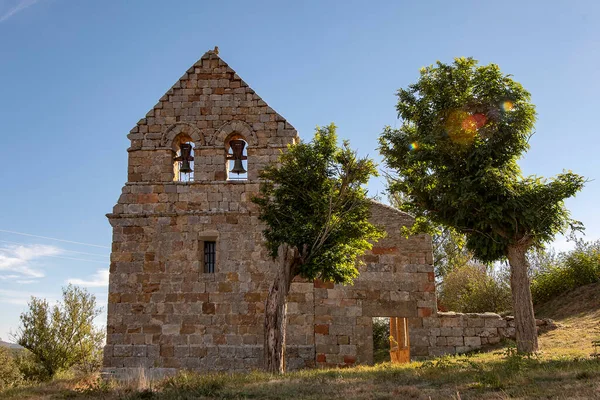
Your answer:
[425,312,510,356]
[104,191,433,374]
[312,203,436,368]
[424,312,556,356]
[105,200,275,373]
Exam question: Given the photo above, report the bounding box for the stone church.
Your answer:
[104,49,513,377]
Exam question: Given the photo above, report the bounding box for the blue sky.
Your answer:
[0,0,598,341]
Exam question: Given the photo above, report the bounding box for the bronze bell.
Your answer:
[175,143,194,174]
[227,139,248,175]
[230,159,246,175]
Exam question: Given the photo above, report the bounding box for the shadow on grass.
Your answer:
[120,355,600,400]
[2,356,599,400]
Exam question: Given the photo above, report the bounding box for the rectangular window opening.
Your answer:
[203,241,216,273]
[372,317,410,364]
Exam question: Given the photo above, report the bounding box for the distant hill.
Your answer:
[0,339,23,349]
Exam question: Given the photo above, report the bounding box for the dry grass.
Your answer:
[3,283,599,400]
[4,354,599,400]
[535,282,600,358]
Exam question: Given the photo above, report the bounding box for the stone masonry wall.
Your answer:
[104,191,432,374]
[312,203,436,367]
[105,192,277,373]
[425,312,556,356]
[426,312,511,356]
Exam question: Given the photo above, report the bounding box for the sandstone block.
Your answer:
[464,336,481,347]
[484,318,507,328]
[113,345,132,357]
[447,337,464,346]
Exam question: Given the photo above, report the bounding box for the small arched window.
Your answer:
[173,136,195,182]
[225,135,248,181]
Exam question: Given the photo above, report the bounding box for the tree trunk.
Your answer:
[506,243,539,353]
[264,244,298,374]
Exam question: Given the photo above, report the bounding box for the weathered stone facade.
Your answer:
[105,49,441,376]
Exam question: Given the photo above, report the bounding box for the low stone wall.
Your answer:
[423,312,555,356]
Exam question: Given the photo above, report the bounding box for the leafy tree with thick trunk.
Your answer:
[379,58,585,353]
[252,124,383,373]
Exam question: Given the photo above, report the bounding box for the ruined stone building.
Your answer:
[104,49,518,376]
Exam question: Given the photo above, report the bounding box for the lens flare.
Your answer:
[409,142,419,150]
[445,110,485,145]
[461,115,478,133]
[473,113,487,128]
[502,101,514,111]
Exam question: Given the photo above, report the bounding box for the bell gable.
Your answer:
[125,48,299,183]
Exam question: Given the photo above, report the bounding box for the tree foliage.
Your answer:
[253,123,384,283]
[388,184,472,279]
[379,58,585,352]
[252,123,383,372]
[14,349,54,382]
[14,285,104,378]
[379,58,584,258]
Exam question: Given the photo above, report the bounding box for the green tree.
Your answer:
[14,285,104,378]
[379,58,585,353]
[252,124,383,373]
[389,185,472,279]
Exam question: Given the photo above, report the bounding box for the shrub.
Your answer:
[0,347,23,390]
[531,240,600,304]
[14,350,52,382]
[438,264,512,313]
[13,284,104,378]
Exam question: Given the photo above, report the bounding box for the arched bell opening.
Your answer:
[225,133,248,181]
[172,134,195,182]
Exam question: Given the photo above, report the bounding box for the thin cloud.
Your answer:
[68,269,109,288]
[0,244,63,279]
[0,288,53,305]
[0,0,41,22]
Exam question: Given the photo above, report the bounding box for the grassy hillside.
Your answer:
[0,341,23,350]
[2,284,599,399]
[534,281,600,358]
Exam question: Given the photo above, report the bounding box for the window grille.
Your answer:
[204,241,216,273]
